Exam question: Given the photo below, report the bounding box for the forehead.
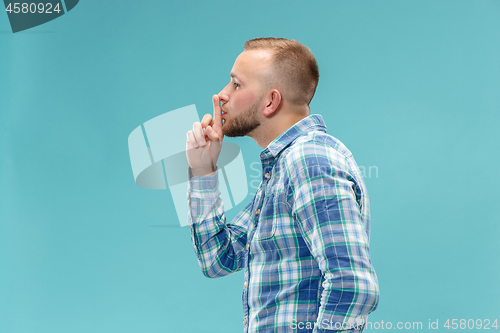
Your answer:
[231,49,273,82]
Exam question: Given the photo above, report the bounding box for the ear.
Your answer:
[263,89,282,116]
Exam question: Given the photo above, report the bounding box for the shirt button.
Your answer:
[256,208,260,215]
[265,172,270,179]
[244,281,248,288]
[243,317,247,325]
[246,243,250,251]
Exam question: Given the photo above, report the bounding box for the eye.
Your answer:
[233,82,240,89]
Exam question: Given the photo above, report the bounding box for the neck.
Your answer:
[250,104,310,149]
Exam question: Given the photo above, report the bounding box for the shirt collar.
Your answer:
[260,114,327,162]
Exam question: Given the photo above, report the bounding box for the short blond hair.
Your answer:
[244,37,319,106]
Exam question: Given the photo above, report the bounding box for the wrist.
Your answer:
[191,167,216,177]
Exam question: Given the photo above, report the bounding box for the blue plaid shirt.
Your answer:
[187,114,379,332]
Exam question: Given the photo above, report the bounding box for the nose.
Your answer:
[218,83,230,105]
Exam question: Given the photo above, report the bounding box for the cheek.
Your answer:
[232,91,258,108]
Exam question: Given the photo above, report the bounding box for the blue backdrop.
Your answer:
[1,1,499,332]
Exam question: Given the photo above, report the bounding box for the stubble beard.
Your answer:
[222,101,261,137]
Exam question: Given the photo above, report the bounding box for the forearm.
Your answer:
[307,205,379,330]
[187,167,248,277]
[314,253,379,331]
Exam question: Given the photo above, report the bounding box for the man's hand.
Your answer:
[186,95,224,177]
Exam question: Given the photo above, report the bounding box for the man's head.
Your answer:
[218,37,319,142]
[243,37,319,107]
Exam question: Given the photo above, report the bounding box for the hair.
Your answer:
[244,37,319,106]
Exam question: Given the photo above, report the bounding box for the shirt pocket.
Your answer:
[254,193,277,240]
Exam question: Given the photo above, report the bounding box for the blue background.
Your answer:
[1,0,499,332]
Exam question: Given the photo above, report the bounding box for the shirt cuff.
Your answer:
[186,166,221,223]
[187,166,219,193]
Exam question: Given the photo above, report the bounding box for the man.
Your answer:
[185,37,379,333]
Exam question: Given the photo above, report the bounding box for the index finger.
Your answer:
[212,95,223,138]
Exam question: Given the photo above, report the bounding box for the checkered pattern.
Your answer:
[187,114,379,332]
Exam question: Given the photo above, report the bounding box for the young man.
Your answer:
[185,37,379,333]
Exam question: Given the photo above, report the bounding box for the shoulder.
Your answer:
[283,130,353,172]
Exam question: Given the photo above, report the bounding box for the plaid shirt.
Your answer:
[187,114,379,332]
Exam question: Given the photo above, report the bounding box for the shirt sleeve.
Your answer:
[284,142,379,332]
[187,166,252,278]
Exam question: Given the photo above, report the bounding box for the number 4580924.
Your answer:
[5,3,61,14]
[444,319,498,330]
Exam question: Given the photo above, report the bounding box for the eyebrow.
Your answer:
[230,73,241,81]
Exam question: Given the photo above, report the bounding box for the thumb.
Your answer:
[205,126,221,141]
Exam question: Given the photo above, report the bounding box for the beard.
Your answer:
[222,101,261,137]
